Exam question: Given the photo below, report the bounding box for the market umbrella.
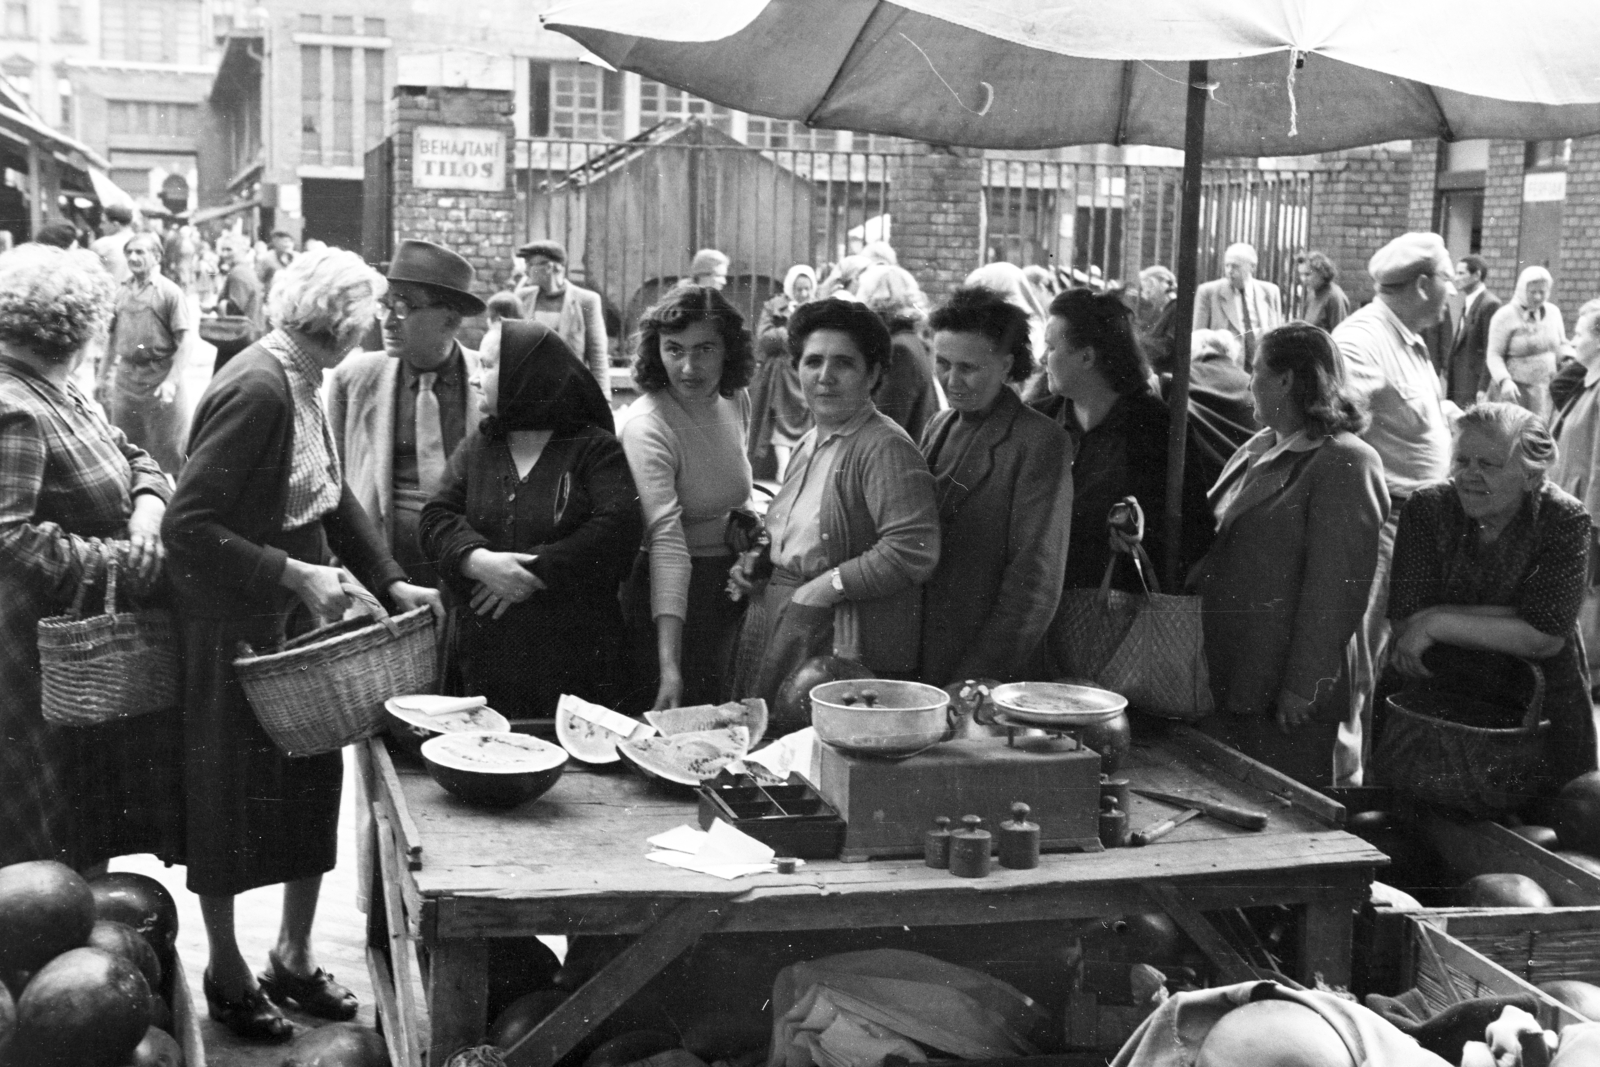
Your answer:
[544,0,1600,583]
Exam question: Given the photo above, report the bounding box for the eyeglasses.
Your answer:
[380,295,440,321]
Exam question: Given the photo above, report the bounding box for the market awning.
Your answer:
[190,198,262,226]
[88,167,134,213]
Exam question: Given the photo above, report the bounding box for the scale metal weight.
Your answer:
[815,683,1122,862]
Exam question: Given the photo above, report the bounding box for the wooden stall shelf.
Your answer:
[1402,907,1600,1031]
[367,734,1385,1066]
[1419,813,1600,906]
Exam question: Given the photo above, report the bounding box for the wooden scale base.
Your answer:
[817,728,1104,862]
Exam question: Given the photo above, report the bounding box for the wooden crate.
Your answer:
[170,953,206,1067]
[1419,814,1600,905]
[1402,907,1600,1031]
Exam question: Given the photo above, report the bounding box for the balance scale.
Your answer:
[816,722,1104,862]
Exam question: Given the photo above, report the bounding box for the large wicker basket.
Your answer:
[234,606,436,757]
[1371,651,1548,816]
[38,548,178,726]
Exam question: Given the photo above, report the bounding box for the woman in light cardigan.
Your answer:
[730,298,940,728]
[1487,265,1568,422]
[620,286,755,709]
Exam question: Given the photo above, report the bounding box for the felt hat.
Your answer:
[1368,233,1451,288]
[386,239,485,315]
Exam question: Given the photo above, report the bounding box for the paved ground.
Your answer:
[113,750,383,1067]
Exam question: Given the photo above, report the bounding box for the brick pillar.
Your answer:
[1557,135,1600,335]
[1480,140,1526,295]
[890,143,984,302]
[1305,143,1414,306]
[1407,139,1441,233]
[390,78,516,345]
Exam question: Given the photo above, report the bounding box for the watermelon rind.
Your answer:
[645,699,768,748]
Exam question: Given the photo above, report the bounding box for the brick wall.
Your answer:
[890,144,984,303]
[1479,140,1526,297]
[1408,139,1440,233]
[390,84,517,345]
[1557,137,1600,334]
[1305,143,1414,306]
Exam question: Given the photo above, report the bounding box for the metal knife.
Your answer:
[1132,788,1270,831]
[1130,807,1201,846]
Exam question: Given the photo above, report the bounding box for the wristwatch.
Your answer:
[829,567,844,595]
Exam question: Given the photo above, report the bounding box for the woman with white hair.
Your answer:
[856,263,941,439]
[1486,265,1568,421]
[0,245,181,871]
[1385,402,1596,791]
[966,261,1049,363]
[163,247,442,1042]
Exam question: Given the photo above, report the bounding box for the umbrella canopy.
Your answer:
[544,0,1600,156]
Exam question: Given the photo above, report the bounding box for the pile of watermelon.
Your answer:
[0,861,183,1067]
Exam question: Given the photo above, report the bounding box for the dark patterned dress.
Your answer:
[1387,481,1598,786]
[0,355,179,868]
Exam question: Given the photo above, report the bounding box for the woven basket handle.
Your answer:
[103,550,120,617]
[341,578,401,638]
[65,540,104,620]
[1520,660,1546,730]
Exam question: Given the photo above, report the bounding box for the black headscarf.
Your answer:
[484,321,614,437]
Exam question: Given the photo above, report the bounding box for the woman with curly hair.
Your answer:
[1196,323,1388,784]
[620,286,755,708]
[164,248,442,1040]
[0,244,180,872]
[421,321,641,721]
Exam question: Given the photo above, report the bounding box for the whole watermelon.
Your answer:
[88,873,179,973]
[1551,771,1600,858]
[279,1022,389,1067]
[127,1025,184,1067]
[773,655,873,734]
[0,860,96,976]
[13,947,151,1067]
[86,920,163,995]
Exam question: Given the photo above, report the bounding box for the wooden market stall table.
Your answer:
[361,726,1386,1067]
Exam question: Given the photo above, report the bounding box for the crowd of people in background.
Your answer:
[3,203,1600,1041]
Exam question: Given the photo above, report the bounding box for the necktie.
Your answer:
[1239,286,1256,370]
[416,371,447,496]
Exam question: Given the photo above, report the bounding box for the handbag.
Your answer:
[38,541,180,726]
[1051,501,1212,721]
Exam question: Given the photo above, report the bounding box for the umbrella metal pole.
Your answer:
[1164,60,1208,591]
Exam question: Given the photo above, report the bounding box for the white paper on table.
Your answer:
[736,726,819,784]
[644,819,801,879]
[558,693,657,740]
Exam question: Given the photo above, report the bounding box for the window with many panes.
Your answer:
[638,79,731,133]
[526,61,621,141]
[745,117,837,151]
[107,100,200,137]
[102,0,203,65]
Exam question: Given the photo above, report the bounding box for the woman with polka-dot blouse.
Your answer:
[1385,402,1598,789]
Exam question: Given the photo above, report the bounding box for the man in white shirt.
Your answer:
[1332,231,1458,783]
[1193,242,1284,370]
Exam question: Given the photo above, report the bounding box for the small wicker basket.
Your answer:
[38,545,179,726]
[234,604,436,757]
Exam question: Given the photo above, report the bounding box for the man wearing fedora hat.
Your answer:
[514,239,609,399]
[327,239,486,587]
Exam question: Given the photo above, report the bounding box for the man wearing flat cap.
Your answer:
[515,239,609,399]
[327,239,485,587]
[1331,231,1459,783]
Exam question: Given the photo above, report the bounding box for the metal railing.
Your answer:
[515,131,1320,338]
[981,158,1316,296]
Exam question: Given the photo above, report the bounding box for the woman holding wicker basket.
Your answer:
[0,243,180,872]
[162,247,441,1042]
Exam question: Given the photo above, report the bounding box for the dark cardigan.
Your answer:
[163,342,405,618]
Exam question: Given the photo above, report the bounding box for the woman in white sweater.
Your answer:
[621,286,755,708]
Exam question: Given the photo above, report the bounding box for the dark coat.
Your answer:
[918,388,1074,686]
[873,329,940,443]
[1445,288,1504,407]
[1198,430,1388,718]
[162,341,405,895]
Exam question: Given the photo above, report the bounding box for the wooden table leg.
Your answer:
[1298,893,1358,988]
[503,901,728,1067]
[429,938,489,1066]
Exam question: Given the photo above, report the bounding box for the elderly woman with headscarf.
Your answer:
[856,263,942,440]
[0,245,180,872]
[758,264,817,336]
[1486,266,1568,421]
[421,321,642,721]
[163,248,442,1041]
[1385,402,1597,791]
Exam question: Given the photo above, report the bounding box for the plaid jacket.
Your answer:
[0,355,169,865]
